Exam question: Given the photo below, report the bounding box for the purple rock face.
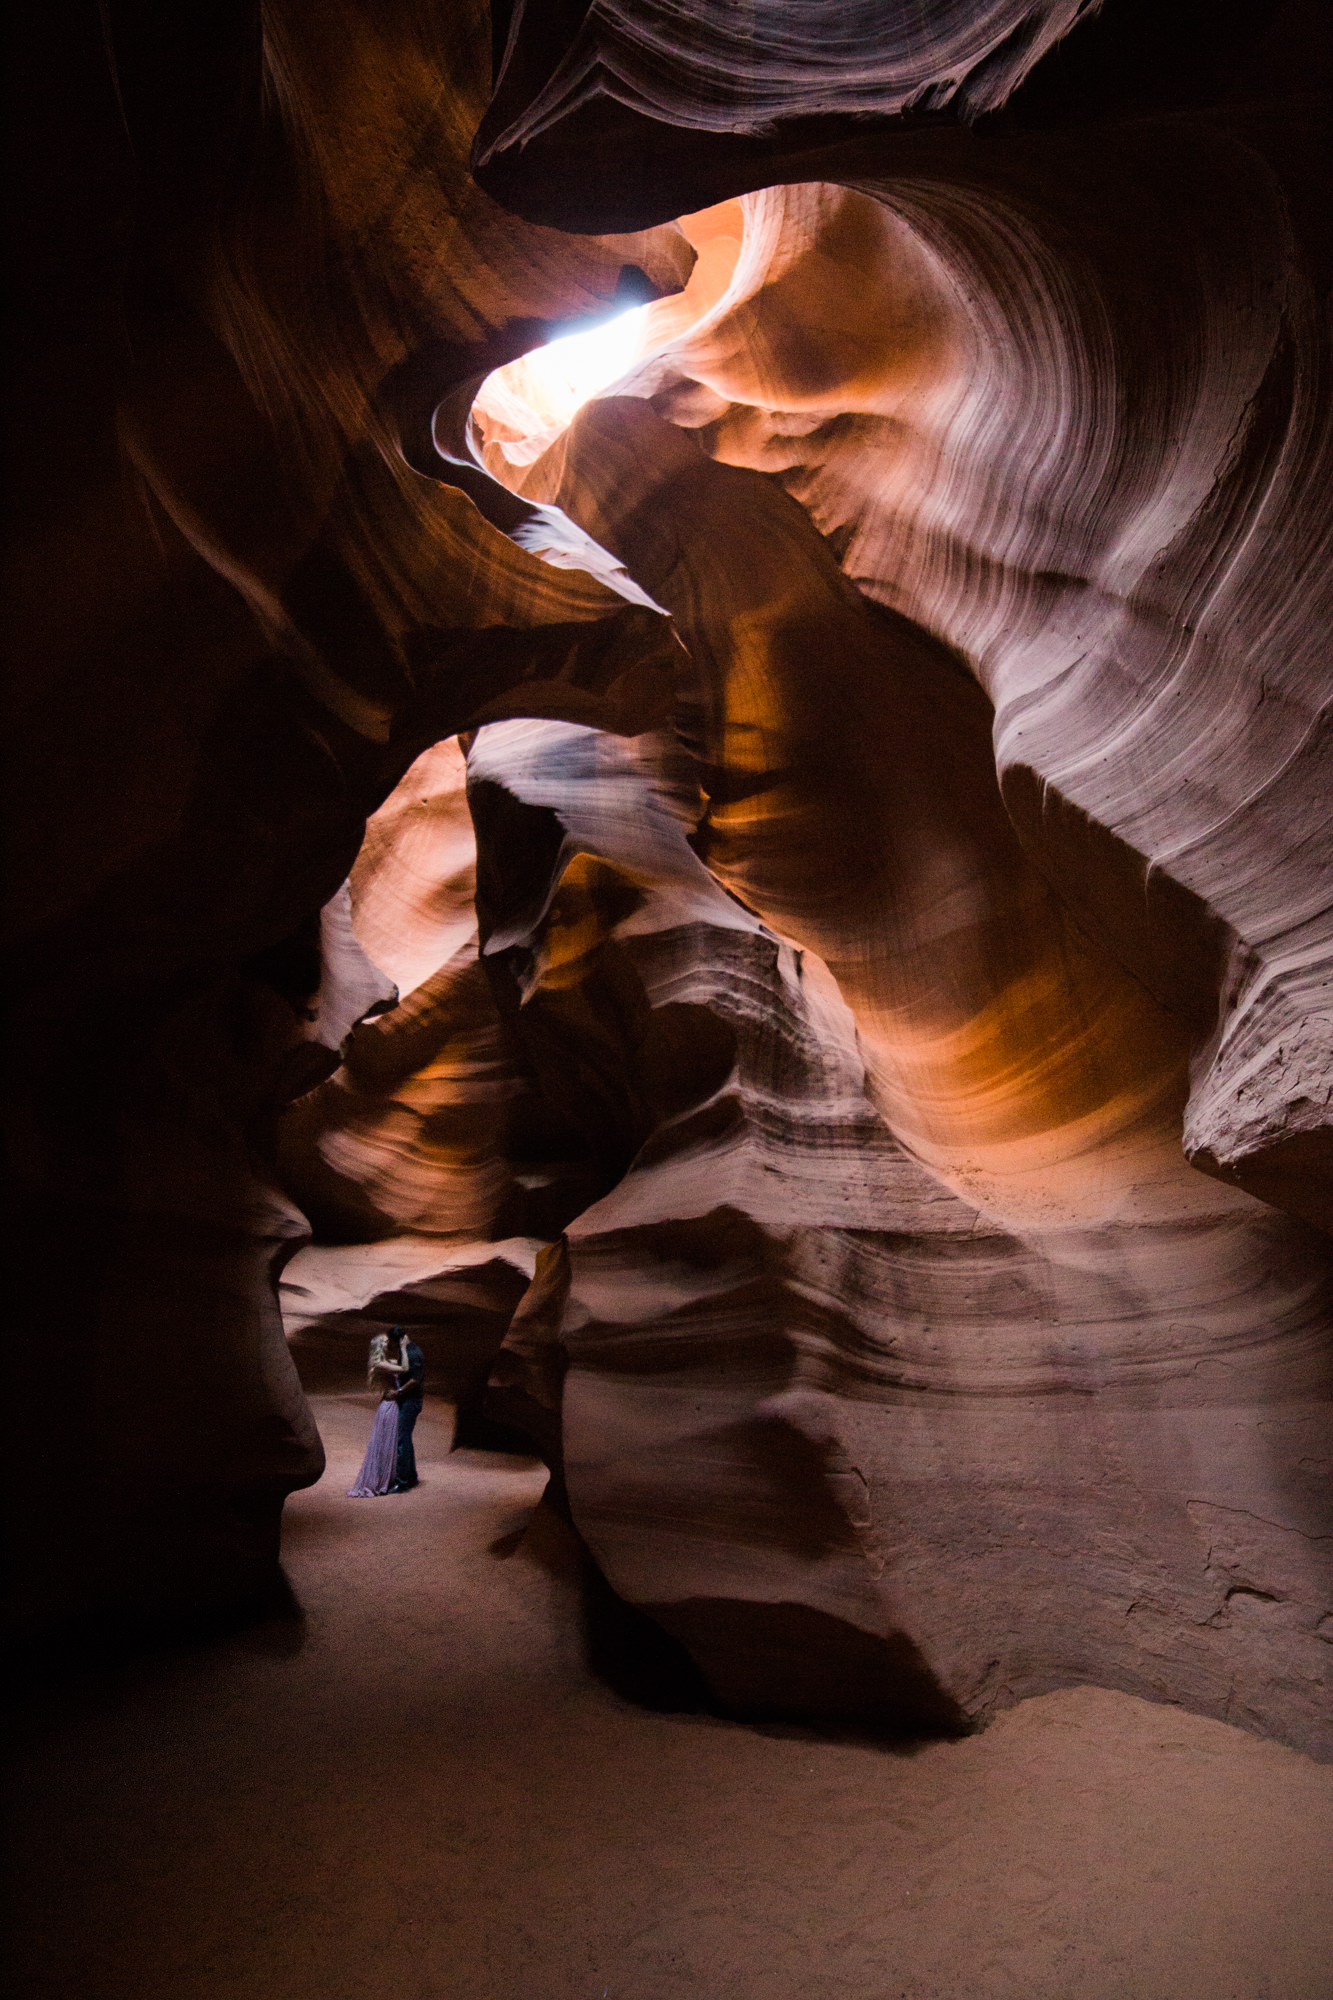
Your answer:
[8,2,1330,1752]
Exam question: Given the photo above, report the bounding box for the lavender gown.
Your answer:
[348,1395,399,1497]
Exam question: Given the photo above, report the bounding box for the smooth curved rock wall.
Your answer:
[9,0,1330,1754]
[475,719,1333,1753]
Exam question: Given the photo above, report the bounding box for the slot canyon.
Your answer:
[6,3,1332,1995]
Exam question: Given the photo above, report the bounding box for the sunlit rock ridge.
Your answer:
[7,2,1330,1754]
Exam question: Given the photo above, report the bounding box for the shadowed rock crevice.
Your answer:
[645,1598,972,1738]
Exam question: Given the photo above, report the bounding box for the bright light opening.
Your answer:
[538,306,651,421]
[469,203,747,482]
[471,304,651,469]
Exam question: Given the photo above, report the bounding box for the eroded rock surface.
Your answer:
[8,1,1330,1749]
[391,717,1331,1748]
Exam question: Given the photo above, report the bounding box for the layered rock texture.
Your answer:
[8,2,1330,1752]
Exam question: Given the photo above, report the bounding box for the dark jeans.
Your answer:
[394,1397,422,1489]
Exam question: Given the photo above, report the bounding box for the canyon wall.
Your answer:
[7,2,1330,1749]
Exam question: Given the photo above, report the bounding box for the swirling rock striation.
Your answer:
[474,0,1095,225]
[8,0,1330,1757]
[465,718,1332,1751]
[4,0,687,1639]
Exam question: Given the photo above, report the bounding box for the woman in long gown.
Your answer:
[347,1329,409,1497]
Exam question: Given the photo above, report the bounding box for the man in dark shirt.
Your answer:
[389,1330,425,1492]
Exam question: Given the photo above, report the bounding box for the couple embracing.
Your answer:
[347,1326,425,1498]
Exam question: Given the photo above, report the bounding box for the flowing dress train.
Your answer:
[348,1396,399,1496]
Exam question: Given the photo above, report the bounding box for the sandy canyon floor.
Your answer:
[8,1393,1332,2000]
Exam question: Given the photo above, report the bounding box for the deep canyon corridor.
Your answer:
[7,4,1333,1992]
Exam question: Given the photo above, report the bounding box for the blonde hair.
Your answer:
[366,1330,397,1386]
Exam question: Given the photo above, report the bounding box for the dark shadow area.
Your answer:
[647,1597,974,1745]
[2,1569,308,1695]
[581,1554,715,1715]
[991,0,1314,128]
[473,0,1306,233]
[474,85,962,232]
[512,1494,712,1715]
[455,1402,551,1458]
[455,1376,565,1462]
